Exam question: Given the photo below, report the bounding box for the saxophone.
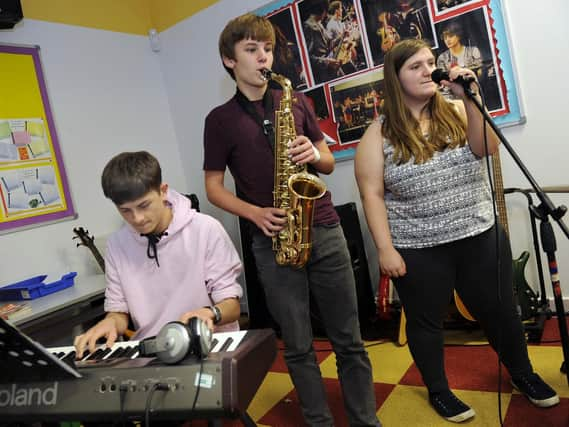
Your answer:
[261,69,327,268]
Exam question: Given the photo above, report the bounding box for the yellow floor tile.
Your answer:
[367,341,415,384]
[318,354,338,378]
[444,328,488,345]
[526,346,569,398]
[378,385,511,426]
[246,372,294,422]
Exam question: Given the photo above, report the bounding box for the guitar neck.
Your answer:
[91,250,106,273]
[73,228,106,273]
[492,150,509,235]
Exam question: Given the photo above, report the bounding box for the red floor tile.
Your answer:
[504,395,569,427]
[399,345,514,392]
[538,316,569,345]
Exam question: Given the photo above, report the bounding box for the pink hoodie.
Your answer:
[104,189,243,339]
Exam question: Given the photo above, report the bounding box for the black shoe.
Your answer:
[429,390,475,423]
[511,372,560,407]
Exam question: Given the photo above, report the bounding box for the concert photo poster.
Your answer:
[254,0,522,161]
[433,7,504,112]
[268,7,308,90]
[360,0,437,67]
[296,0,368,86]
[329,69,385,145]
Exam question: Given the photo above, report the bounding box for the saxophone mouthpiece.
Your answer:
[260,68,273,81]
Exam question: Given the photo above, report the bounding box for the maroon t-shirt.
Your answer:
[203,89,339,228]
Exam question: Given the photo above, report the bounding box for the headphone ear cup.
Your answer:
[146,318,213,364]
[151,321,191,364]
[187,317,213,359]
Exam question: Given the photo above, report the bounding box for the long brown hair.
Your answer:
[381,39,466,164]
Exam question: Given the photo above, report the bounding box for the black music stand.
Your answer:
[462,86,569,384]
[0,317,82,383]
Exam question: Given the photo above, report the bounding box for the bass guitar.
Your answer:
[512,250,538,320]
[73,227,105,273]
[453,150,538,321]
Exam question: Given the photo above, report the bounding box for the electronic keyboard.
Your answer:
[0,329,277,423]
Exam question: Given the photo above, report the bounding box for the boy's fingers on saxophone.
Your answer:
[288,136,311,151]
[288,136,314,163]
[263,208,287,225]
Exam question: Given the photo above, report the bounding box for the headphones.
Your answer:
[139,317,212,364]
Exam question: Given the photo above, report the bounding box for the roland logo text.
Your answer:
[0,382,58,407]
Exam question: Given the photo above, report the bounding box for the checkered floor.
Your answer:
[227,317,568,426]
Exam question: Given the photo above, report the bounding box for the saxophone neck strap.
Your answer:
[235,87,275,151]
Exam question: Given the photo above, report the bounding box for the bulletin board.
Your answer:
[254,0,524,161]
[0,44,75,233]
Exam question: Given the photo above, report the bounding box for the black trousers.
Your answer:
[393,224,533,393]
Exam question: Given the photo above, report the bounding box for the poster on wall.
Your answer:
[255,0,523,161]
[0,44,75,233]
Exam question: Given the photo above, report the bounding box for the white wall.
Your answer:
[0,20,185,284]
[159,0,569,308]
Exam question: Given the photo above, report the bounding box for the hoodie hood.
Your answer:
[125,189,197,247]
[162,189,197,238]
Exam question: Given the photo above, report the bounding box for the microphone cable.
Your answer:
[190,359,205,413]
[475,82,506,427]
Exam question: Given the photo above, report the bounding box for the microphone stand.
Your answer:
[463,86,569,384]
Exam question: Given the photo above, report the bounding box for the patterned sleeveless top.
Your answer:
[380,115,494,248]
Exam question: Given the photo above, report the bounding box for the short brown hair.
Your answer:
[101,151,162,205]
[218,13,275,79]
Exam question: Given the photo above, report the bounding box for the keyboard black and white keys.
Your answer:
[0,329,276,423]
[49,331,247,366]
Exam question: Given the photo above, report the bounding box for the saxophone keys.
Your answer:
[276,252,288,266]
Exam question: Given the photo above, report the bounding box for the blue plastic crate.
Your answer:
[0,272,77,301]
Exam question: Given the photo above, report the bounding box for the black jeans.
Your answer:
[393,224,533,393]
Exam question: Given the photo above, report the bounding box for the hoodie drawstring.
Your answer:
[141,231,168,267]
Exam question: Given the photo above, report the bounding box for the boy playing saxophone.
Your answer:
[202,12,380,427]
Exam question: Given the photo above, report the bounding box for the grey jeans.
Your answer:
[251,225,380,427]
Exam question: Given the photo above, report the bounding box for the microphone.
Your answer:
[431,68,476,87]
